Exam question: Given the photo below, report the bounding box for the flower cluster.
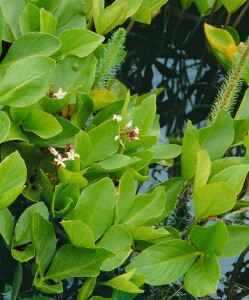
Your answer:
[48,144,79,168]
[113,115,140,149]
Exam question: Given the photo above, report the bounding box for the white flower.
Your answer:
[114,135,120,141]
[134,127,140,135]
[126,120,133,129]
[66,147,80,160]
[54,155,68,168]
[53,87,67,99]
[48,146,59,156]
[113,114,122,122]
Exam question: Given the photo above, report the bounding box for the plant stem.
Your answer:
[224,12,232,28]
[126,20,135,35]
[233,1,249,28]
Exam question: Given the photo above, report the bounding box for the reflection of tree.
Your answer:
[224,246,249,300]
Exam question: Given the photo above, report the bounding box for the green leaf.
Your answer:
[12,262,23,300]
[12,202,49,246]
[33,117,80,148]
[198,110,234,160]
[116,0,143,17]
[184,253,220,297]
[119,187,165,226]
[0,56,55,107]
[221,225,249,257]
[190,221,229,256]
[221,0,247,13]
[156,177,183,218]
[3,118,29,142]
[19,3,40,34]
[115,172,136,224]
[71,93,94,128]
[235,88,249,119]
[133,94,156,134]
[53,0,86,35]
[58,168,87,188]
[86,120,120,165]
[130,151,154,171]
[54,29,104,58]
[66,178,116,240]
[181,121,200,180]
[194,182,237,221]
[53,54,97,93]
[93,1,127,35]
[0,7,3,56]
[61,220,95,248]
[102,269,144,294]
[195,0,222,15]
[0,111,10,143]
[125,225,169,241]
[90,89,117,111]
[11,244,35,262]
[180,0,194,10]
[36,0,62,12]
[34,273,63,294]
[91,154,140,172]
[77,277,97,300]
[0,32,61,73]
[52,183,79,217]
[22,109,62,138]
[209,165,249,194]
[0,208,14,245]
[150,144,181,163]
[40,8,57,34]
[126,240,199,285]
[194,150,211,187]
[0,0,24,42]
[98,225,132,271]
[44,245,114,282]
[0,151,27,210]
[31,212,57,276]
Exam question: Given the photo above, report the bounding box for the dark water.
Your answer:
[117,1,249,299]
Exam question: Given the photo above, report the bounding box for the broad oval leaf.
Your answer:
[0,208,14,245]
[65,178,116,240]
[13,202,49,246]
[126,240,199,285]
[0,151,27,210]
[31,212,57,276]
[119,187,165,226]
[0,111,10,143]
[98,225,132,271]
[86,120,120,165]
[199,110,234,160]
[221,225,249,258]
[54,28,104,58]
[181,121,200,180]
[0,32,61,71]
[209,165,249,195]
[194,182,237,221]
[0,56,55,107]
[184,253,220,297]
[61,220,95,248]
[190,221,229,256]
[22,109,62,138]
[44,245,114,282]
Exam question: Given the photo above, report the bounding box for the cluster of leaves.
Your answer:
[0,0,249,300]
